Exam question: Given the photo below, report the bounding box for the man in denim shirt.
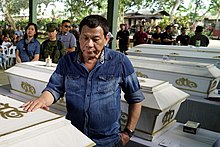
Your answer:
[23,15,144,147]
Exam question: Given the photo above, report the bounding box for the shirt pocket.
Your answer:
[65,74,81,92]
[97,75,115,93]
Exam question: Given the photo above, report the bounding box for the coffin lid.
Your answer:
[137,77,189,111]
[0,94,95,147]
[5,61,56,82]
[129,55,220,78]
[132,44,220,54]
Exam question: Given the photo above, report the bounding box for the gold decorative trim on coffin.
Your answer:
[0,116,63,137]
[121,110,176,135]
[136,71,148,78]
[169,52,179,55]
[162,109,175,125]
[21,81,36,95]
[135,49,142,52]
[175,77,197,88]
[213,56,220,58]
[0,103,27,119]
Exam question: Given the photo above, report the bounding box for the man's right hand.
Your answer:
[21,91,54,112]
[22,98,49,112]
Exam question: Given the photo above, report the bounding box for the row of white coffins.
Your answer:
[128,55,220,98]
[128,44,220,68]
[4,61,189,141]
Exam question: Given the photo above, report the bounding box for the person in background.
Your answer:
[145,26,153,44]
[176,27,190,46]
[40,23,65,63]
[161,25,175,45]
[22,15,144,147]
[15,25,24,39]
[57,20,77,53]
[12,33,21,46]
[116,23,130,55]
[189,26,209,47]
[2,36,12,48]
[133,26,148,46]
[7,25,15,40]
[16,23,40,63]
[172,24,180,39]
[70,24,80,51]
[105,31,114,48]
[151,25,162,44]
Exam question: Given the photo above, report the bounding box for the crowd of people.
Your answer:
[116,24,210,55]
[0,20,210,62]
[0,20,80,65]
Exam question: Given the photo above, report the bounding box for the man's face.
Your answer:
[48,30,57,40]
[79,25,107,60]
[156,27,161,33]
[62,22,71,33]
[182,29,186,35]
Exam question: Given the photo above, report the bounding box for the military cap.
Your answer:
[46,23,57,32]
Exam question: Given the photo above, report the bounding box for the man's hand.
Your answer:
[21,91,54,112]
[22,98,49,112]
[120,132,130,145]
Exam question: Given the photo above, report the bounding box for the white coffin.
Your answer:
[4,61,66,113]
[0,94,95,147]
[128,44,220,68]
[121,77,189,141]
[128,55,220,98]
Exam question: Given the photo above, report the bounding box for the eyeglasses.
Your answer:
[64,25,71,28]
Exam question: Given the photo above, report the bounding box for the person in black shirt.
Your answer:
[151,25,162,44]
[161,25,175,45]
[176,27,190,46]
[189,26,209,47]
[116,24,130,55]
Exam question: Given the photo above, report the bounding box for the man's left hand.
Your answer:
[120,132,130,145]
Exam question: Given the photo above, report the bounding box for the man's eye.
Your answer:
[93,38,99,42]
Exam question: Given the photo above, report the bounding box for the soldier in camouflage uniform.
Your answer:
[40,23,65,63]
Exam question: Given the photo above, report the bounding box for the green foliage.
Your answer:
[57,0,107,24]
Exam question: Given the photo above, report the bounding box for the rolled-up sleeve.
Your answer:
[121,56,145,103]
[42,60,65,103]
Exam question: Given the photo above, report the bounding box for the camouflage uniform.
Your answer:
[40,40,65,63]
[40,23,65,63]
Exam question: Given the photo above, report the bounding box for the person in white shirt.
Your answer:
[105,32,114,48]
[2,36,12,48]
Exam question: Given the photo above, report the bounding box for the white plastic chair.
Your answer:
[1,45,10,68]
[0,54,4,69]
[8,46,16,66]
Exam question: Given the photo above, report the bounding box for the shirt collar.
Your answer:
[25,38,35,44]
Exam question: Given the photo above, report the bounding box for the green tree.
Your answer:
[57,0,106,24]
[209,0,220,22]
[0,0,55,29]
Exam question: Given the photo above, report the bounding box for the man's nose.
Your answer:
[87,39,94,47]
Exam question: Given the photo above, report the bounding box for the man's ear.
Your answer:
[104,34,108,43]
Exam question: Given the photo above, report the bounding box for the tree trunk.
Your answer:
[169,0,182,23]
[2,0,16,29]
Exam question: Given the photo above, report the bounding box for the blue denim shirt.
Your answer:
[44,47,144,147]
[16,38,40,62]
